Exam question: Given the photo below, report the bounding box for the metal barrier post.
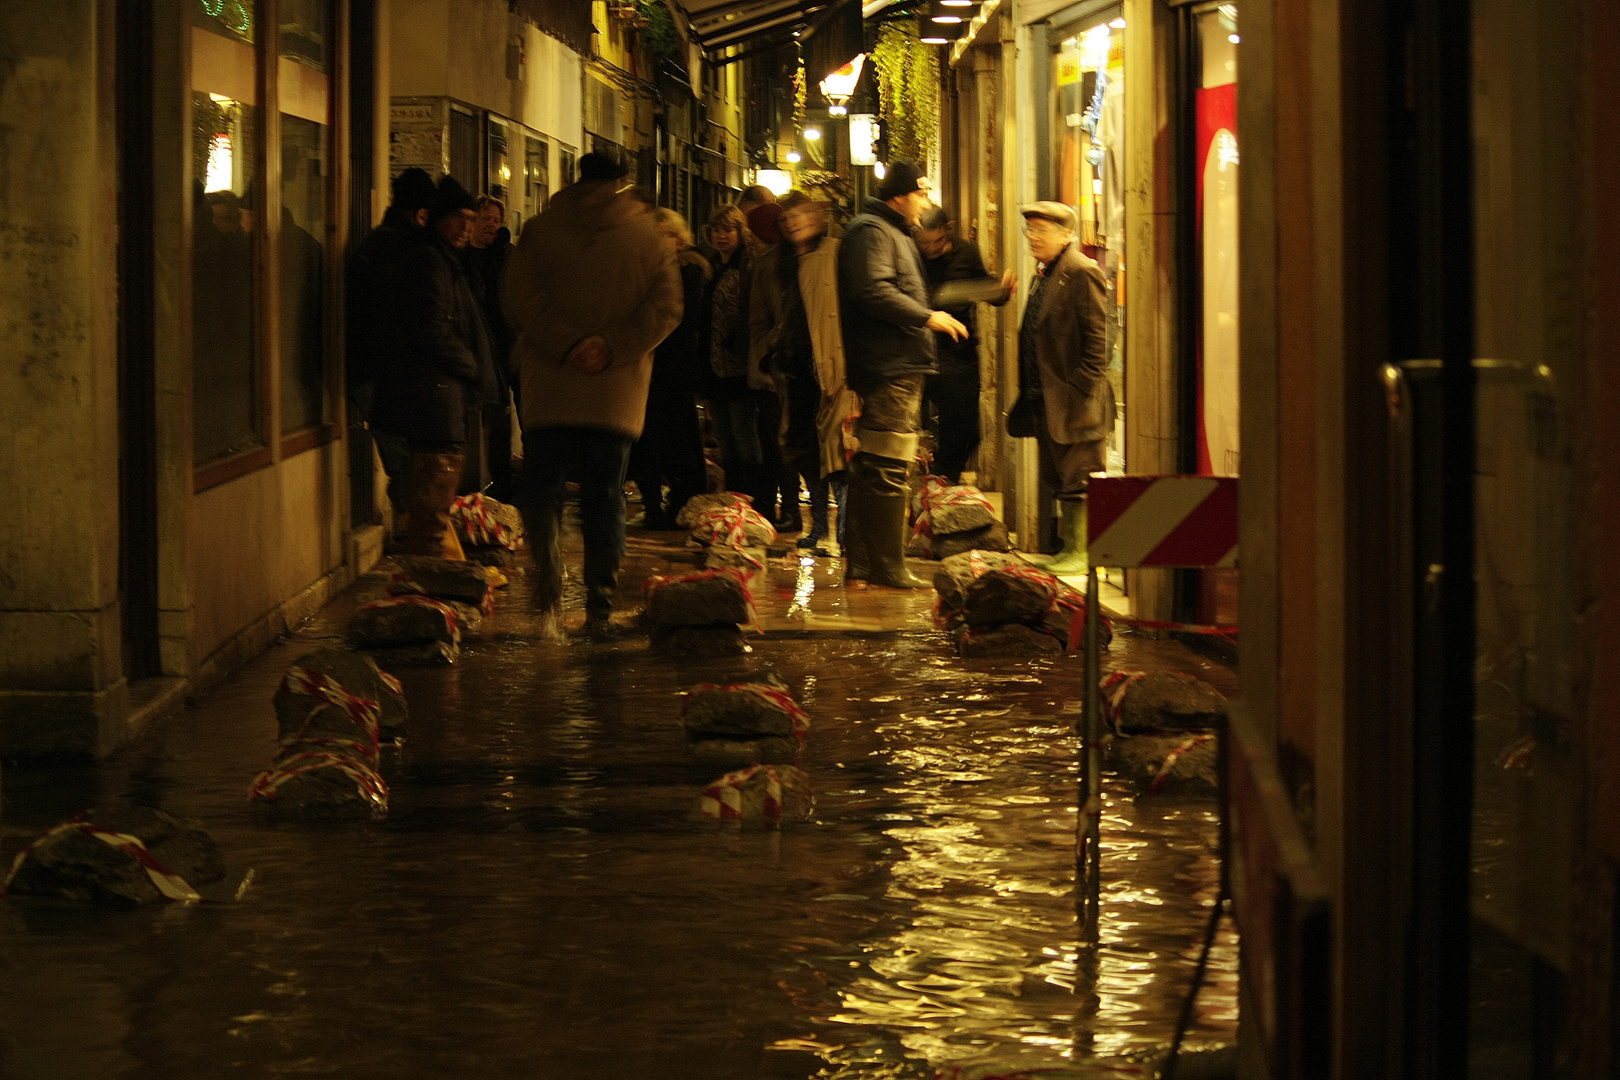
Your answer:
[1080,566,1103,943]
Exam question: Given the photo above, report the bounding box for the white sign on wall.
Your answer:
[848,114,878,167]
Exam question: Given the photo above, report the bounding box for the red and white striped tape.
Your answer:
[3,816,202,902]
[248,750,390,810]
[911,481,995,542]
[681,682,810,739]
[356,595,463,645]
[689,503,776,549]
[700,765,784,822]
[643,568,760,630]
[449,492,522,551]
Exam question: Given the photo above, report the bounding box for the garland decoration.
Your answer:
[871,19,940,169]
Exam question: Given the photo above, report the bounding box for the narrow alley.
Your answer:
[0,526,1236,1079]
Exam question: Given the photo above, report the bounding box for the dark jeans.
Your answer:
[755,387,798,520]
[513,425,635,620]
[629,388,707,520]
[926,368,981,482]
[484,400,514,503]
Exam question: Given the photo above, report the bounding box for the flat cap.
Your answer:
[1020,201,1077,230]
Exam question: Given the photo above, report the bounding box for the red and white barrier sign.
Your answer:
[1087,476,1238,569]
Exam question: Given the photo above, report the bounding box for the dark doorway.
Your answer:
[116,0,161,681]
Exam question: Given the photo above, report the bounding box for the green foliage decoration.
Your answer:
[635,0,680,58]
[871,19,939,169]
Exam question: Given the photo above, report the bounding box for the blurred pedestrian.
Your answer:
[745,202,801,531]
[1010,202,1113,574]
[628,208,712,529]
[915,205,1013,483]
[699,204,763,507]
[462,194,517,501]
[837,160,967,587]
[738,184,776,216]
[348,168,437,518]
[750,192,858,553]
[504,153,682,639]
[373,175,496,559]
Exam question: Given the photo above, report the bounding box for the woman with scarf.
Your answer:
[749,191,859,552]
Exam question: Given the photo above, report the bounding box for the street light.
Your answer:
[819,54,865,116]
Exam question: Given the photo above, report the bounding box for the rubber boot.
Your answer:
[1043,499,1090,576]
[842,452,929,588]
[397,451,468,559]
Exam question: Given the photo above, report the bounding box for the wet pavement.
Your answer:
[0,514,1237,1079]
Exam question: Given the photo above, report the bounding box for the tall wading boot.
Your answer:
[1043,498,1090,575]
[397,451,468,559]
[520,495,566,641]
[842,444,929,589]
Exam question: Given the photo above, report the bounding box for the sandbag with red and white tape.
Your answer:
[449,492,524,551]
[248,657,394,819]
[3,806,225,906]
[698,764,812,824]
[687,501,777,550]
[1100,669,1227,735]
[681,678,810,741]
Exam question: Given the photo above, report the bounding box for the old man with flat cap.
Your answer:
[1010,200,1114,574]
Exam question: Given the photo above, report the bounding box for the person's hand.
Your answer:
[926,310,969,341]
[565,335,611,374]
[1000,270,1017,295]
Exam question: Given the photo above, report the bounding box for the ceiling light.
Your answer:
[1229,33,1240,43]
[1109,16,1125,28]
[920,33,949,43]
[873,161,887,179]
[804,127,822,140]
[785,150,802,163]
[940,0,974,6]
[931,13,962,22]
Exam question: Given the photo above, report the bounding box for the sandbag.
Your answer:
[4,805,225,906]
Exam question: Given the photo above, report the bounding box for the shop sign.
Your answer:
[1056,51,1081,86]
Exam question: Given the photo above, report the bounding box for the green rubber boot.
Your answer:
[1043,499,1090,576]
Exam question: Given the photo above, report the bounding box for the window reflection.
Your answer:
[192,7,260,463]
[279,0,329,435]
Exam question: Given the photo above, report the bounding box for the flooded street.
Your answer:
[0,526,1236,1079]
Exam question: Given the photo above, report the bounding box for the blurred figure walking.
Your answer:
[837,161,967,587]
[745,201,802,532]
[628,208,712,529]
[462,194,517,501]
[750,192,858,553]
[347,167,436,518]
[504,153,682,639]
[373,175,496,559]
[699,205,763,508]
[915,205,1013,483]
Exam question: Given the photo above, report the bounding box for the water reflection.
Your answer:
[0,553,1235,1078]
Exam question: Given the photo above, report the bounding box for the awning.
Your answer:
[676,0,858,57]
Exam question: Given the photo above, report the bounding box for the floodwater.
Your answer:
[0,525,1237,1079]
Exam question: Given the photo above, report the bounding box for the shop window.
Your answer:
[1051,9,1125,473]
[488,116,512,206]
[559,145,577,187]
[1195,4,1239,477]
[192,1,261,464]
[279,0,331,436]
[527,135,551,218]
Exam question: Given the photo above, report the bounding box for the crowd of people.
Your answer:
[346,151,1112,636]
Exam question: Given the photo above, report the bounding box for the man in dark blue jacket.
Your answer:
[837,160,967,587]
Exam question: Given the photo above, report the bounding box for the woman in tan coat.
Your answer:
[749,192,860,551]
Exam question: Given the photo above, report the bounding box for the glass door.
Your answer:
[1050,8,1125,474]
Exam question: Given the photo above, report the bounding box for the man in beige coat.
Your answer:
[503,154,683,639]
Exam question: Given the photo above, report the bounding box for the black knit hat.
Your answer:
[876,159,926,201]
[578,152,630,182]
[391,168,437,214]
[428,175,478,222]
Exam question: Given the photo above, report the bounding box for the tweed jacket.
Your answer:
[1026,245,1114,445]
